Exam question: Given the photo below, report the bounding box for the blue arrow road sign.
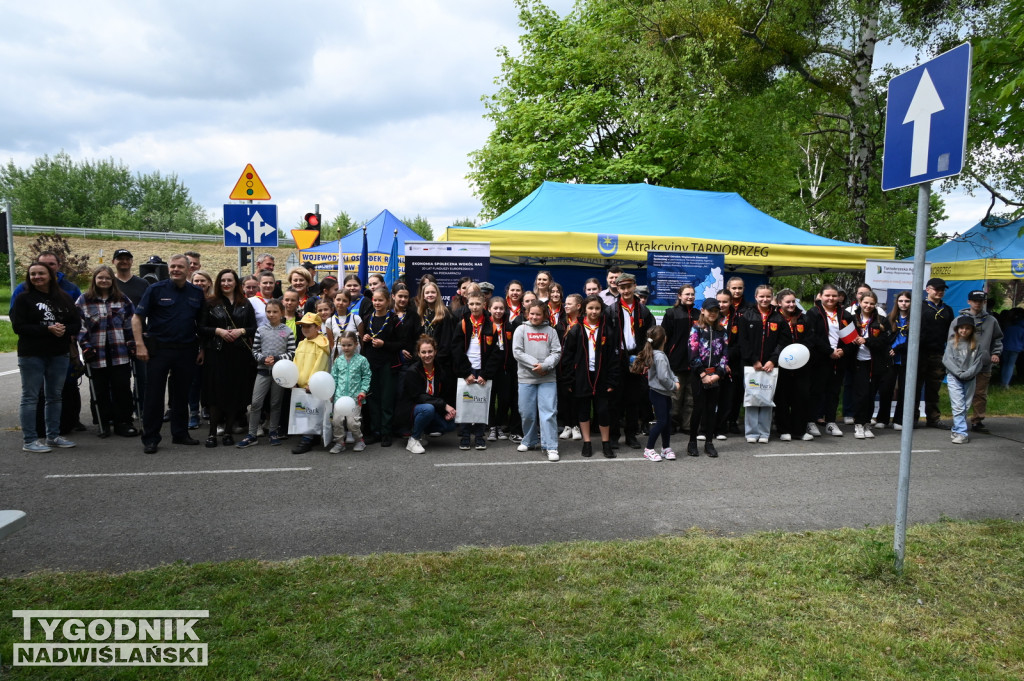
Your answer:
[882,43,972,191]
[223,204,279,247]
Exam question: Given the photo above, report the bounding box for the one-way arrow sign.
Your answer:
[882,43,971,191]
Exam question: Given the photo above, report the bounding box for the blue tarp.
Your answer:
[925,217,1024,263]
[300,209,419,272]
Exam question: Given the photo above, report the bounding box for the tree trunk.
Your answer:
[847,1,880,244]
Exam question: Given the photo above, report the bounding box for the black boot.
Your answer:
[602,441,616,458]
[687,440,698,457]
[581,441,593,458]
[704,441,719,458]
[625,433,642,449]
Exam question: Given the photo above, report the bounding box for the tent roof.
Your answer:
[302,209,419,255]
[478,181,873,248]
[926,217,1024,262]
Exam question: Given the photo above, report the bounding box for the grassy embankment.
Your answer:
[1,520,1022,680]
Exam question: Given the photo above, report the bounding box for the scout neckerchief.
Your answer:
[492,318,504,350]
[620,297,636,350]
[469,314,485,342]
[757,306,773,362]
[368,310,391,339]
[424,365,435,395]
[506,298,521,321]
[548,303,562,326]
[583,320,600,373]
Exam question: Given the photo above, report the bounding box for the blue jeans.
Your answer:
[1000,351,1019,387]
[946,374,976,436]
[411,403,456,439]
[19,354,70,443]
[519,381,558,450]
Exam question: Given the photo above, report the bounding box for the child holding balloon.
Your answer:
[329,331,371,453]
[291,312,332,454]
[238,299,295,448]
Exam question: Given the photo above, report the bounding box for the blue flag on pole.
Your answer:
[358,225,369,292]
[384,229,399,290]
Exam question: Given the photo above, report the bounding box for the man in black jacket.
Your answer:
[608,273,655,448]
[917,277,955,427]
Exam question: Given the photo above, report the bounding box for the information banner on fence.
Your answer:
[865,259,931,305]
[404,242,490,303]
[647,251,725,307]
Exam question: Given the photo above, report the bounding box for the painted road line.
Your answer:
[46,467,313,479]
[0,369,21,378]
[753,449,941,458]
[436,458,647,467]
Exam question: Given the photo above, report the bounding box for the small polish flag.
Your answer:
[839,323,858,344]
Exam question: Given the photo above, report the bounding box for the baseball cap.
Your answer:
[701,298,721,311]
[926,277,948,290]
[967,290,987,301]
[954,315,975,329]
[113,249,133,259]
[297,312,323,326]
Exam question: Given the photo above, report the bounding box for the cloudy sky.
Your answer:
[0,0,986,239]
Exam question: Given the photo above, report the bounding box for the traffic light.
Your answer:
[240,247,251,269]
[304,211,322,247]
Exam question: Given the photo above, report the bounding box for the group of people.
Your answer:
[10,250,1010,457]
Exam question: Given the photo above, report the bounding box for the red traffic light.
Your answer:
[304,212,320,228]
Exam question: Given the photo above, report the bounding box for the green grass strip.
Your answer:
[2,519,1022,680]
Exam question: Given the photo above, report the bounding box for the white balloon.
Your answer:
[778,343,810,370]
[308,371,336,401]
[334,396,357,419]
[271,359,299,388]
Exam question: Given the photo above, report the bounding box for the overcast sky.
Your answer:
[0,0,986,239]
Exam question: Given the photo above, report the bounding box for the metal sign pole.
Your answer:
[894,180,930,572]
[5,202,14,288]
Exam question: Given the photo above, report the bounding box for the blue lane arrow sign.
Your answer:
[223,204,279,247]
[882,43,972,191]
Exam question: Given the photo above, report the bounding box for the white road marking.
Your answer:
[0,369,21,377]
[753,449,941,458]
[436,458,647,467]
[45,467,312,479]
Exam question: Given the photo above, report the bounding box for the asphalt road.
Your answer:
[0,351,1021,576]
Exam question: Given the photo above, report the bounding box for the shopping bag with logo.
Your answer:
[288,388,332,443]
[455,378,491,424]
[742,366,778,407]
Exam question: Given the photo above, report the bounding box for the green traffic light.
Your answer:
[246,188,254,196]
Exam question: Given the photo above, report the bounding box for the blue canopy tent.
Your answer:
[299,209,418,277]
[920,217,1024,312]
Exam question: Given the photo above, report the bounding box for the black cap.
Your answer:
[926,277,948,290]
[113,249,133,259]
[701,298,721,311]
[967,289,986,301]
[954,315,975,329]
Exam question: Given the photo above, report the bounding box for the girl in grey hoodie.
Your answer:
[633,326,680,462]
[513,302,562,461]
[943,316,983,444]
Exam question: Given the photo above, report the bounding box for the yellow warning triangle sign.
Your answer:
[229,164,271,200]
[291,230,320,250]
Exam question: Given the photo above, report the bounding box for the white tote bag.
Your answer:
[288,388,332,444]
[742,366,778,407]
[454,378,492,424]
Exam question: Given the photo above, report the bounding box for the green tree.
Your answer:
[401,215,433,240]
[326,211,356,241]
[450,217,478,228]
[0,152,218,234]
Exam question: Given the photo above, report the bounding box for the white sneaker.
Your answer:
[951,432,968,444]
[843,416,854,425]
[893,423,903,431]
[715,434,727,441]
[558,426,572,439]
[643,448,662,462]
[497,428,508,440]
[487,426,498,442]
[746,437,757,444]
[547,449,560,461]
[757,436,769,444]
[406,437,425,454]
[779,433,792,442]
[517,443,532,452]
[863,427,875,439]
[662,447,676,461]
[854,424,865,439]
[571,426,582,440]
[806,422,822,437]
[329,441,345,454]
[825,422,843,437]
[697,434,706,441]
[345,431,355,444]
[352,439,366,452]
[801,432,815,441]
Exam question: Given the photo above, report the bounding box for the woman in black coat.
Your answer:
[198,269,257,447]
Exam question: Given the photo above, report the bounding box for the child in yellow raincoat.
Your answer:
[291,312,331,454]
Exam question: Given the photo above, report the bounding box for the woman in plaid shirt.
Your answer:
[76,265,138,438]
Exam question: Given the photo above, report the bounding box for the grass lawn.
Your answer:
[2,519,1022,680]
